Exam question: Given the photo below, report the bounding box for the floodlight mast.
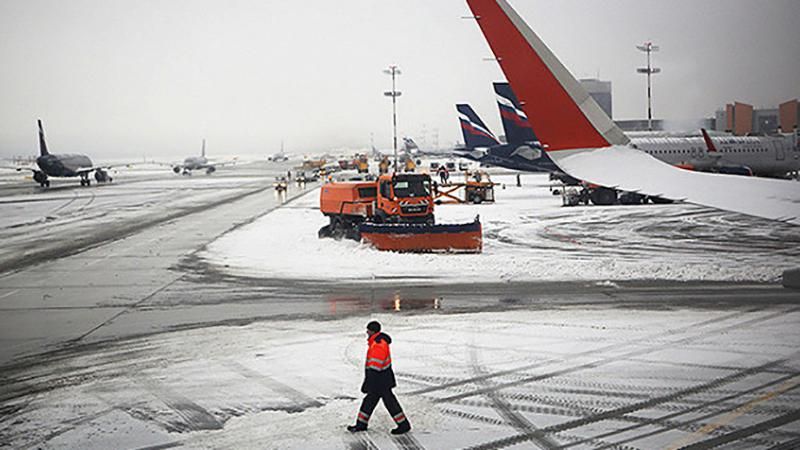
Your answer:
[383,65,402,172]
[636,42,661,131]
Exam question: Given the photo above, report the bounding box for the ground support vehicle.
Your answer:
[274,177,288,192]
[318,173,482,253]
[433,172,495,204]
[555,182,673,207]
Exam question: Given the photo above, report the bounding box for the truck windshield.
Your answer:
[393,178,430,198]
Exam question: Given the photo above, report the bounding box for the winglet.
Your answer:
[701,128,717,152]
[466,0,629,151]
[37,119,50,156]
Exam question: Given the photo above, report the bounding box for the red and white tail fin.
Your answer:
[466,0,628,151]
[701,128,718,152]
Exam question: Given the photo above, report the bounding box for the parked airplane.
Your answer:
[20,120,113,188]
[466,0,800,225]
[173,139,219,175]
[493,81,799,178]
[455,103,561,173]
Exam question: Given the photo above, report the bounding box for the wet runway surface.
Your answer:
[0,166,798,449]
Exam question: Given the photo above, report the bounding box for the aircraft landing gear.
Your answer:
[33,171,50,187]
[80,175,91,186]
[95,169,112,183]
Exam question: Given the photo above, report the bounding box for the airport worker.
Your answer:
[437,165,449,184]
[347,321,411,435]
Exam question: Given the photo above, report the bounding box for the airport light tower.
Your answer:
[383,65,402,172]
[636,42,660,131]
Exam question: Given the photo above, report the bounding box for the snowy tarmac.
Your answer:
[2,308,799,449]
[1,166,799,449]
[202,173,800,284]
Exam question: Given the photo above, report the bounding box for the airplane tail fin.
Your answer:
[37,119,50,156]
[493,82,539,145]
[466,0,628,151]
[402,137,419,153]
[456,104,500,149]
[201,139,206,157]
[701,128,718,152]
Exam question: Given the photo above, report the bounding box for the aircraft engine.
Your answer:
[173,166,181,174]
[717,165,754,177]
[206,166,216,174]
[33,171,47,184]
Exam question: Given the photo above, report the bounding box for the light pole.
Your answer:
[636,42,660,131]
[383,65,402,172]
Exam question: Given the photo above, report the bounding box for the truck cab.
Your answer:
[376,173,433,223]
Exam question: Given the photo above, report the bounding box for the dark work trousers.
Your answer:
[357,390,408,426]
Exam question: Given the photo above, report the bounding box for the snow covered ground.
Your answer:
[2,307,798,449]
[202,173,800,283]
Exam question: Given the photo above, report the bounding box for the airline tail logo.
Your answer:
[456,104,500,149]
[494,82,539,145]
[37,119,50,156]
[402,137,419,153]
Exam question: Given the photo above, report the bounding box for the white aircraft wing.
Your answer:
[550,146,800,225]
[466,0,800,226]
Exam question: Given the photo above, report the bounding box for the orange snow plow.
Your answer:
[359,219,482,253]
[318,173,482,253]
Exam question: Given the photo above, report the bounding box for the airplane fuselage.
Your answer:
[633,135,800,177]
[36,153,93,177]
[182,156,209,170]
[474,135,800,179]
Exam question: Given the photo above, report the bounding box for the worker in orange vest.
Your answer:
[347,321,411,435]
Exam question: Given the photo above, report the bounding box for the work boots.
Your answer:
[347,423,368,433]
[390,421,411,435]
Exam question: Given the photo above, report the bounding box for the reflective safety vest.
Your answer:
[365,333,392,371]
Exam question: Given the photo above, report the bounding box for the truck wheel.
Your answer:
[330,217,346,240]
[345,227,361,241]
[619,192,644,205]
[589,187,617,206]
[318,224,333,239]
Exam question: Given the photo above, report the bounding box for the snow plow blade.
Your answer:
[358,218,482,253]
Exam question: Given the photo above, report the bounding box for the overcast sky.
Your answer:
[1,0,798,159]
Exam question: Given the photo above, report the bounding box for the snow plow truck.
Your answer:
[319,173,482,253]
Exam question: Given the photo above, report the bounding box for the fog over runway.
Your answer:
[0,163,798,449]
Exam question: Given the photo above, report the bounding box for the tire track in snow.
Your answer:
[434,307,798,403]
[410,308,755,397]
[584,373,800,450]
[465,360,787,450]
[223,360,323,411]
[138,378,223,432]
[468,343,559,450]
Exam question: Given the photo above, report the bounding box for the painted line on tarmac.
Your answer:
[677,409,800,450]
[431,307,800,403]
[666,377,800,450]
[466,360,790,450]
